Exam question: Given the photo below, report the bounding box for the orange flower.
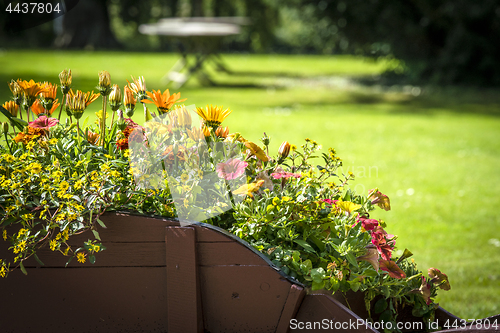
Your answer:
[40,82,58,101]
[2,101,19,117]
[379,260,406,279]
[17,79,47,106]
[31,99,60,116]
[84,91,100,107]
[86,130,100,145]
[123,86,136,108]
[368,188,391,211]
[116,138,129,150]
[143,89,186,114]
[215,126,229,138]
[195,105,231,128]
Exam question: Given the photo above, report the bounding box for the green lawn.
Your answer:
[1,50,500,319]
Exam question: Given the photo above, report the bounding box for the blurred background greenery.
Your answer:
[1,0,500,321]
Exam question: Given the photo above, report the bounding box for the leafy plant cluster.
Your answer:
[1,70,450,332]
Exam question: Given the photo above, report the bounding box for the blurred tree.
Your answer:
[288,0,500,85]
[55,0,121,49]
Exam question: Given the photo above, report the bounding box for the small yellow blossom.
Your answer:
[49,239,58,251]
[76,252,86,263]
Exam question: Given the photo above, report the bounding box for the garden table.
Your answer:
[139,17,250,88]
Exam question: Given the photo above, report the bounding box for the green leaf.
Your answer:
[33,254,45,266]
[19,261,28,275]
[96,218,106,228]
[92,230,101,241]
[374,298,388,314]
[294,239,316,254]
[349,279,361,292]
[0,105,25,130]
[310,267,326,283]
[312,280,326,291]
[89,255,96,264]
[65,256,73,267]
[345,252,359,269]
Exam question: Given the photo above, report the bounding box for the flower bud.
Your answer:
[123,86,135,117]
[2,101,19,117]
[97,70,112,96]
[215,126,229,138]
[278,141,291,159]
[2,122,9,135]
[108,84,122,111]
[59,69,72,94]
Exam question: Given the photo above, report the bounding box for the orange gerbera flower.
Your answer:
[31,99,60,116]
[40,82,58,101]
[84,90,100,107]
[143,89,186,114]
[17,79,47,104]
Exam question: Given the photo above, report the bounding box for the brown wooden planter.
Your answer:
[0,212,498,332]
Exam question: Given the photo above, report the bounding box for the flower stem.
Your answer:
[101,96,107,148]
[4,132,13,154]
[57,93,66,121]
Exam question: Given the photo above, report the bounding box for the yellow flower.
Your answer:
[244,141,269,162]
[76,252,86,263]
[143,89,186,114]
[336,200,362,215]
[59,69,72,93]
[17,79,47,106]
[2,230,7,241]
[49,239,58,251]
[95,109,109,120]
[195,105,231,128]
[233,180,265,198]
[180,173,189,182]
[29,162,42,174]
[13,240,27,254]
[108,84,122,110]
[98,70,111,95]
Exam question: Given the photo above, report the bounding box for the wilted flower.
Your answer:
[356,244,380,271]
[410,276,432,305]
[8,80,23,103]
[368,188,391,211]
[379,260,406,279]
[216,158,248,180]
[428,268,451,290]
[2,101,18,117]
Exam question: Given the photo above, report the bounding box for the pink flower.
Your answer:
[28,115,59,129]
[216,158,247,180]
[357,217,379,231]
[271,172,301,179]
[371,226,395,260]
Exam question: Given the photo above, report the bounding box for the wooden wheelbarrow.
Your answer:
[1,213,498,332]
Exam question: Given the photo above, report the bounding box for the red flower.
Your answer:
[370,226,395,260]
[28,116,59,130]
[357,217,379,231]
[379,260,406,279]
[116,138,129,150]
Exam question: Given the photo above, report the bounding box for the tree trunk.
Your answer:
[55,0,121,49]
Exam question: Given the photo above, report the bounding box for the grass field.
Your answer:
[1,49,500,319]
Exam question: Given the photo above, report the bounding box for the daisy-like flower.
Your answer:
[67,90,86,119]
[169,106,192,128]
[379,259,406,279]
[76,252,86,263]
[195,105,231,129]
[216,158,248,180]
[84,91,100,107]
[28,115,59,130]
[143,89,186,114]
[40,82,57,101]
[31,99,60,116]
[17,79,47,107]
[2,101,18,117]
[127,76,147,101]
